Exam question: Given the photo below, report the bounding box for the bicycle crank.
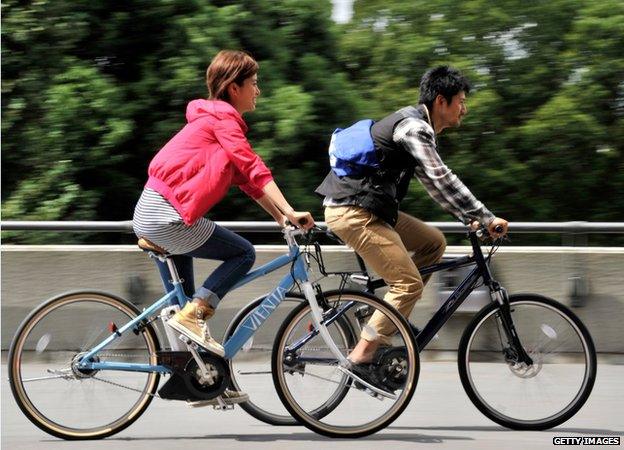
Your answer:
[157,350,229,401]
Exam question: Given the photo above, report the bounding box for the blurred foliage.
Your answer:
[340,0,624,227]
[2,0,623,244]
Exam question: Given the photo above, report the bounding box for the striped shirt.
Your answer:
[325,115,494,226]
[132,188,215,254]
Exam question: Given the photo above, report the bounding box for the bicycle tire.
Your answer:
[224,292,358,426]
[272,289,419,438]
[458,294,597,430]
[8,290,161,440]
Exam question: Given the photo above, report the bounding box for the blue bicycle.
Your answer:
[8,226,418,439]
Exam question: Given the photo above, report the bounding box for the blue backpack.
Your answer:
[329,119,380,177]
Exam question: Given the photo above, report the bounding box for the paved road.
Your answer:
[2,360,622,450]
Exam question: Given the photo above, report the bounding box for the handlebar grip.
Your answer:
[476,223,505,238]
[285,218,308,227]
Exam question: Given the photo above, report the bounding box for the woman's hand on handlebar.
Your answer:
[286,211,315,230]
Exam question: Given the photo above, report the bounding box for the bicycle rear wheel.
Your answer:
[272,290,419,438]
[224,294,305,425]
[458,294,596,430]
[8,291,161,440]
[226,292,358,426]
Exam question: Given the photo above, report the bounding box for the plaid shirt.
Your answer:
[393,114,494,225]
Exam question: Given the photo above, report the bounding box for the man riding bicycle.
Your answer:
[316,66,509,365]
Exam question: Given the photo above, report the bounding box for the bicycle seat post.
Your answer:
[164,255,182,286]
[147,252,188,351]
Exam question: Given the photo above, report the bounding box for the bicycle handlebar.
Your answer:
[284,223,505,245]
[475,224,506,239]
[284,218,309,227]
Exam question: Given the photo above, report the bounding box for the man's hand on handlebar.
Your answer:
[470,217,509,239]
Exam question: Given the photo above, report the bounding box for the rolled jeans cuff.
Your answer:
[193,287,220,309]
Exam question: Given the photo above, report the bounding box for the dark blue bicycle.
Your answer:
[267,226,596,436]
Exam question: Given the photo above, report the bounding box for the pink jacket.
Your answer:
[145,99,274,225]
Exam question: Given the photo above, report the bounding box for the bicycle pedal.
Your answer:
[212,404,235,411]
[212,397,235,411]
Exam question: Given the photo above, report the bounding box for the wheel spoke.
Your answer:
[9,293,160,439]
[225,295,306,426]
[272,291,418,438]
[23,373,73,382]
[459,297,596,430]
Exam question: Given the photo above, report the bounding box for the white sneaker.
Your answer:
[186,389,250,407]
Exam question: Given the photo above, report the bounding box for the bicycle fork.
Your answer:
[490,283,534,366]
[300,281,397,400]
[302,282,349,364]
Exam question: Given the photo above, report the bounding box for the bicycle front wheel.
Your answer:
[458,294,596,430]
[272,290,419,438]
[8,291,161,440]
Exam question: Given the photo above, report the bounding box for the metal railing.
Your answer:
[2,220,622,308]
[2,220,624,233]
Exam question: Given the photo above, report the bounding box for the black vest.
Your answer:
[316,105,429,226]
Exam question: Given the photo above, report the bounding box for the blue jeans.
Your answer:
[155,224,256,309]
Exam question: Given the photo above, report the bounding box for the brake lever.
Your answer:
[475,229,490,242]
[303,225,322,242]
[476,224,507,243]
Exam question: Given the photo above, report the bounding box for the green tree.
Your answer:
[2,0,360,243]
[2,0,623,246]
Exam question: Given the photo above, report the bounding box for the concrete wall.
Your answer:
[2,245,623,354]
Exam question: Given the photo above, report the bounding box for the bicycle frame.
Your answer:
[365,231,508,350]
[78,228,529,377]
[288,231,526,359]
[77,228,334,374]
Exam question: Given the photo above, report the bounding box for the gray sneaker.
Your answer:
[186,389,249,408]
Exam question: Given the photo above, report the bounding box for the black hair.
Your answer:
[419,66,471,111]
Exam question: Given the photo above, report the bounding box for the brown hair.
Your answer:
[206,50,259,102]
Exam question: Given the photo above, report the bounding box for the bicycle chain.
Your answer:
[80,352,163,399]
[79,351,355,397]
[90,374,162,398]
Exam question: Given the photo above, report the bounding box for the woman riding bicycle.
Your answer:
[133,50,314,402]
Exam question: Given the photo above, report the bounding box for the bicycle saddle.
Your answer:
[137,237,168,255]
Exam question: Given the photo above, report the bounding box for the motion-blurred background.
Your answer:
[2,0,623,245]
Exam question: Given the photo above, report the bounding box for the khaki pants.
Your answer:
[324,206,446,344]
